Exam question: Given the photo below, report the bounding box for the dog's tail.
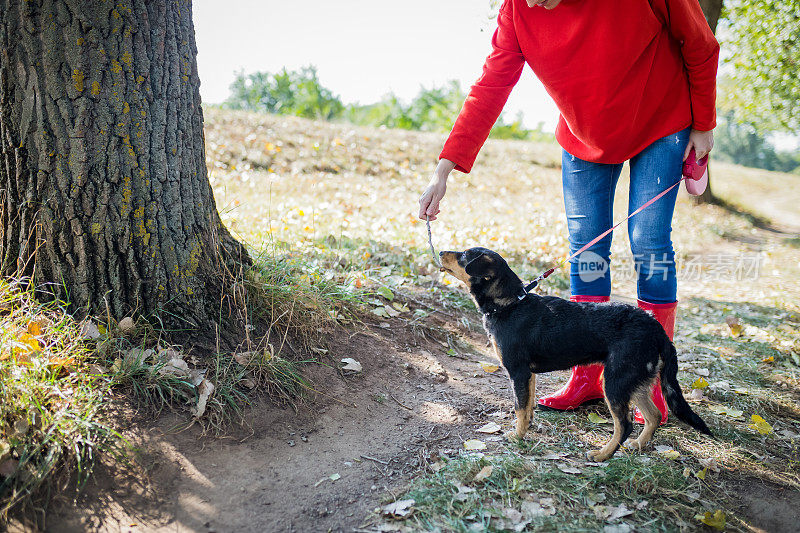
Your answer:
[660,341,713,436]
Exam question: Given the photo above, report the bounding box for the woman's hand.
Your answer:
[684,129,714,161]
[418,159,455,221]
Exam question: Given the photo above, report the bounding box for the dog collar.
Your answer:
[517,280,539,300]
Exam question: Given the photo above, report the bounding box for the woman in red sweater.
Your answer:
[418,0,719,424]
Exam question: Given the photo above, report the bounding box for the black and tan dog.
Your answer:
[440,247,712,461]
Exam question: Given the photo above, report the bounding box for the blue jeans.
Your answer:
[561,127,690,304]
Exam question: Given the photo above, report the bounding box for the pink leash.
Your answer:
[521,176,689,294]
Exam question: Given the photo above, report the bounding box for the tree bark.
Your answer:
[694,0,724,204]
[0,0,250,342]
[698,0,723,32]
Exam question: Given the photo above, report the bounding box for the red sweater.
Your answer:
[440,0,719,172]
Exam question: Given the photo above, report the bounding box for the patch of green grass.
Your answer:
[0,279,125,517]
[401,447,712,532]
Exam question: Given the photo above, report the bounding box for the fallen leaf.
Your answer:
[688,388,705,401]
[372,306,390,318]
[382,499,415,518]
[11,419,29,439]
[699,457,720,472]
[158,357,190,378]
[693,367,710,377]
[392,302,410,313]
[473,465,493,482]
[709,405,744,418]
[696,510,726,530]
[761,355,774,363]
[341,358,362,372]
[452,481,475,501]
[480,362,500,373]
[557,463,583,475]
[27,320,43,336]
[694,467,708,480]
[191,379,215,418]
[476,422,501,434]
[234,352,253,365]
[540,452,568,460]
[749,414,773,435]
[725,316,743,337]
[607,503,634,521]
[80,320,101,340]
[588,412,610,424]
[463,439,486,451]
[521,500,546,518]
[654,445,680,459]
[15,333,40,354]
[0,441,10,462]
[377,286,394,301]
[0,459,19,478]
[691,377,709,389]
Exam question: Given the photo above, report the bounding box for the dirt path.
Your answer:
[37,312,565,533]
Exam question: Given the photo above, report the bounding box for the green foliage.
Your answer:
[225,66,344,120]
[713,111,800,173]
[345,81,467,132]
[225,67,550,141]
[720,1,800,133]
[346,82,547,141]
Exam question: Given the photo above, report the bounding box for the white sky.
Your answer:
[192,0,559,130]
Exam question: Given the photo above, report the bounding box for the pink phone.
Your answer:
[683,148,708,196]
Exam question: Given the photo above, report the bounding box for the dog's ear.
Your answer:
[465,254,494,277]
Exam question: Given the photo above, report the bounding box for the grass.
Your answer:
[0,245,367,518]
[0,279,124,516]
[404,448,707,532]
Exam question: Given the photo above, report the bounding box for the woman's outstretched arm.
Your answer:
[438,1,526,174]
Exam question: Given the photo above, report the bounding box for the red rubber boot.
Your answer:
[635,299,677,425]
[538,295,608,410]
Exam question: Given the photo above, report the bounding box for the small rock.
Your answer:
[118,317,135,334]
[288,440,295,447]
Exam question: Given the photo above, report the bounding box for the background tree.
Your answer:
[226,66,344,120]
[692,0,724,204]
[0,0,249,343]
[719,1,799,133]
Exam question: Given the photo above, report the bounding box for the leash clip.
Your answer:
[517,279,539,300]
[425,216,441,267]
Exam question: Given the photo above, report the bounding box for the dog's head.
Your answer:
[439,247,522,309]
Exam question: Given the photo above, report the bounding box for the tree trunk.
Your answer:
[698,0,723,32]
[694,0,724,204]
[0,0,250,343]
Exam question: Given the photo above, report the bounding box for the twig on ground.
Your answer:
[361,454,389,465]
[390,393,413,411]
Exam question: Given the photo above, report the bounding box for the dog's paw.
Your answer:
[625,438,647,451]
[503,430,522,441]
[586,449,612,462]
